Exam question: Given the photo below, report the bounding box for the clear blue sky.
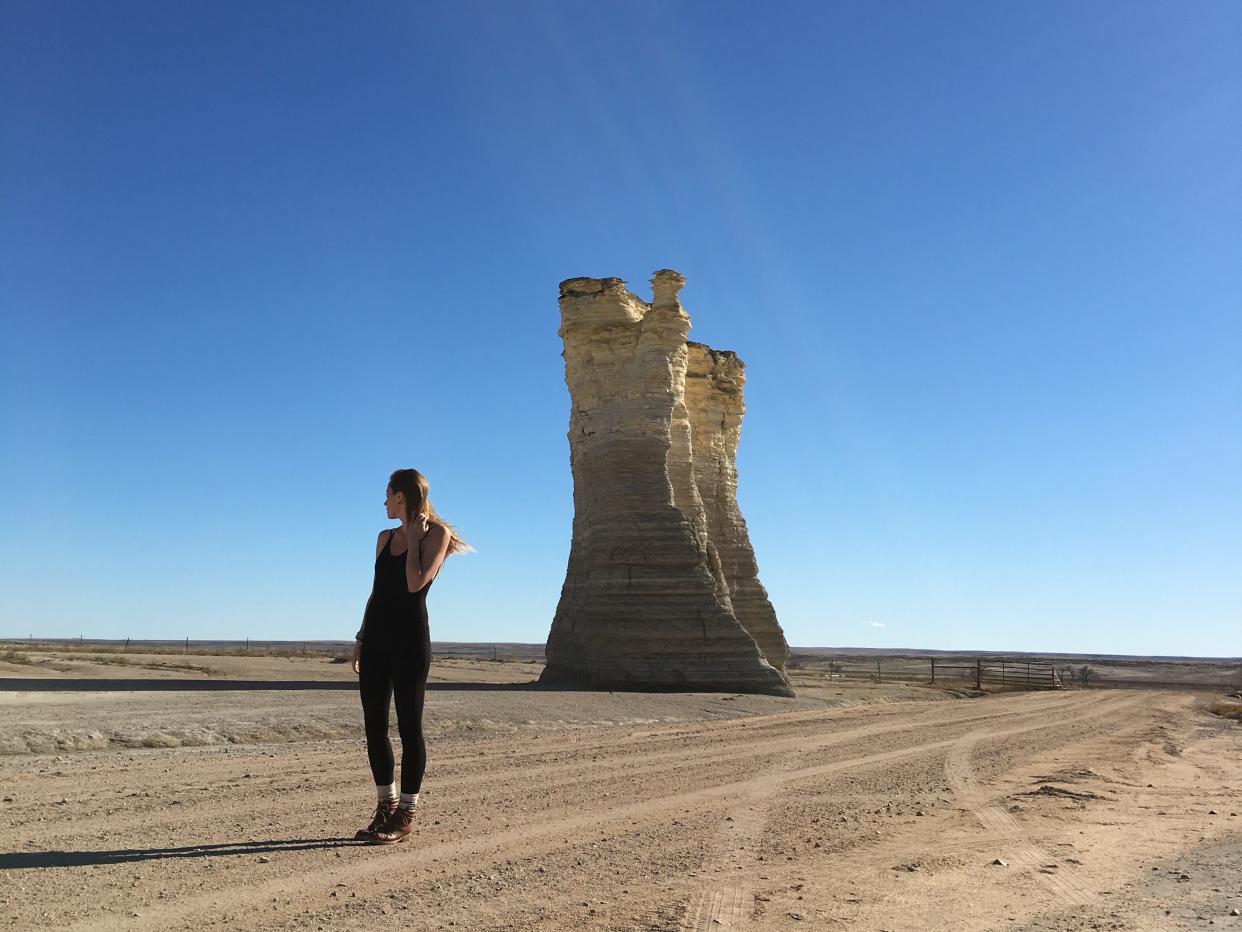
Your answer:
[2,1,1239,657]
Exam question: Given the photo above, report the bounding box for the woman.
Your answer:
[352,468,469,844]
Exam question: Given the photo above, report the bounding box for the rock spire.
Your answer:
[540,270,792,696]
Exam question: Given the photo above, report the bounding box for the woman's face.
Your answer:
[385,486,403,521]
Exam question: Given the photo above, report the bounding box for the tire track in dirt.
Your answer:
[682,750,804,931]
[55,718,1030,931]
[686,886,747,931]
[25,694,1119,932]
[943,692,1145,905]
[840,693,1170,876]
[681,691,1132,929]
[10,696,1088,849]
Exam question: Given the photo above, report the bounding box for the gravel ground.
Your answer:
[1,656,1240,931]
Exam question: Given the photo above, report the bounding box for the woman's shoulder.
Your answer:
[374,528,393,556]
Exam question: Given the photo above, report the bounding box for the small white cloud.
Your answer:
[868,622,886,628]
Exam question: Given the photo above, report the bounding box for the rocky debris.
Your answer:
[541,271,792,696]
[1019,784,1107,801]
[1034,767,1105,783]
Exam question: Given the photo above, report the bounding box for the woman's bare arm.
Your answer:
[405,522,451,593]
[357,530,387,632]
[352,530,390,674]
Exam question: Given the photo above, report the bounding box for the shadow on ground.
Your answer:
[0,837,370,869]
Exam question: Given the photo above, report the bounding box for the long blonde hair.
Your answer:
[388,468,473,555]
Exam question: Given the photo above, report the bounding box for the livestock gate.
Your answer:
[930,657,1063,690]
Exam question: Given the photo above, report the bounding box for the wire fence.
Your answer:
[788,653,1242,693]
[788,655,1060,689]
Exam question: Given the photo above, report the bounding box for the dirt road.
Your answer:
[2,687,1240,931]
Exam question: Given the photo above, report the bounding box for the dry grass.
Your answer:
[0,648,220,676]
[1207,699,1242,722]
[82,654,220,676]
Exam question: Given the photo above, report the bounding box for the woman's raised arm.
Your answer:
[405,522,451,593]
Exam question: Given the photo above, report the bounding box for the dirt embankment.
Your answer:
[0,653,957,756]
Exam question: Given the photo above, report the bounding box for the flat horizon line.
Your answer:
[1,637,1237,664]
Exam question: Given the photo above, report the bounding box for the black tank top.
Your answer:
[362,528,435,640]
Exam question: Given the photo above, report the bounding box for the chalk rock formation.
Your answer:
[541,270,792,696]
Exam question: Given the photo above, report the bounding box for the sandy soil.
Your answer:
[1,658,1240,931]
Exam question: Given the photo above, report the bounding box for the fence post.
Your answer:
[124,637,129,652]
[876,658,881,683]
[976,658,981,690]
[185,637,189,654]
[930,658,935,683]
[245,637,249,653]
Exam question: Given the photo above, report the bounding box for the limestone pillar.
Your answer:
[540,270,792,696]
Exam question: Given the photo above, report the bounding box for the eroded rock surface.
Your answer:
[541,270,791,696]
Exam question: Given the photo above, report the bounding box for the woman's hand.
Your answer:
[352,641,361,675]
[406,513,430,541]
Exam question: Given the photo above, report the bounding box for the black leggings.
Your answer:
[359,633,431,794]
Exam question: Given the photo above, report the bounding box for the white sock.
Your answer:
[399,791,419,810]
[376,783,397,803]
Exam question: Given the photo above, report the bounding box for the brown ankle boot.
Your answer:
[372,805,415,845]
[355,799,398,840]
